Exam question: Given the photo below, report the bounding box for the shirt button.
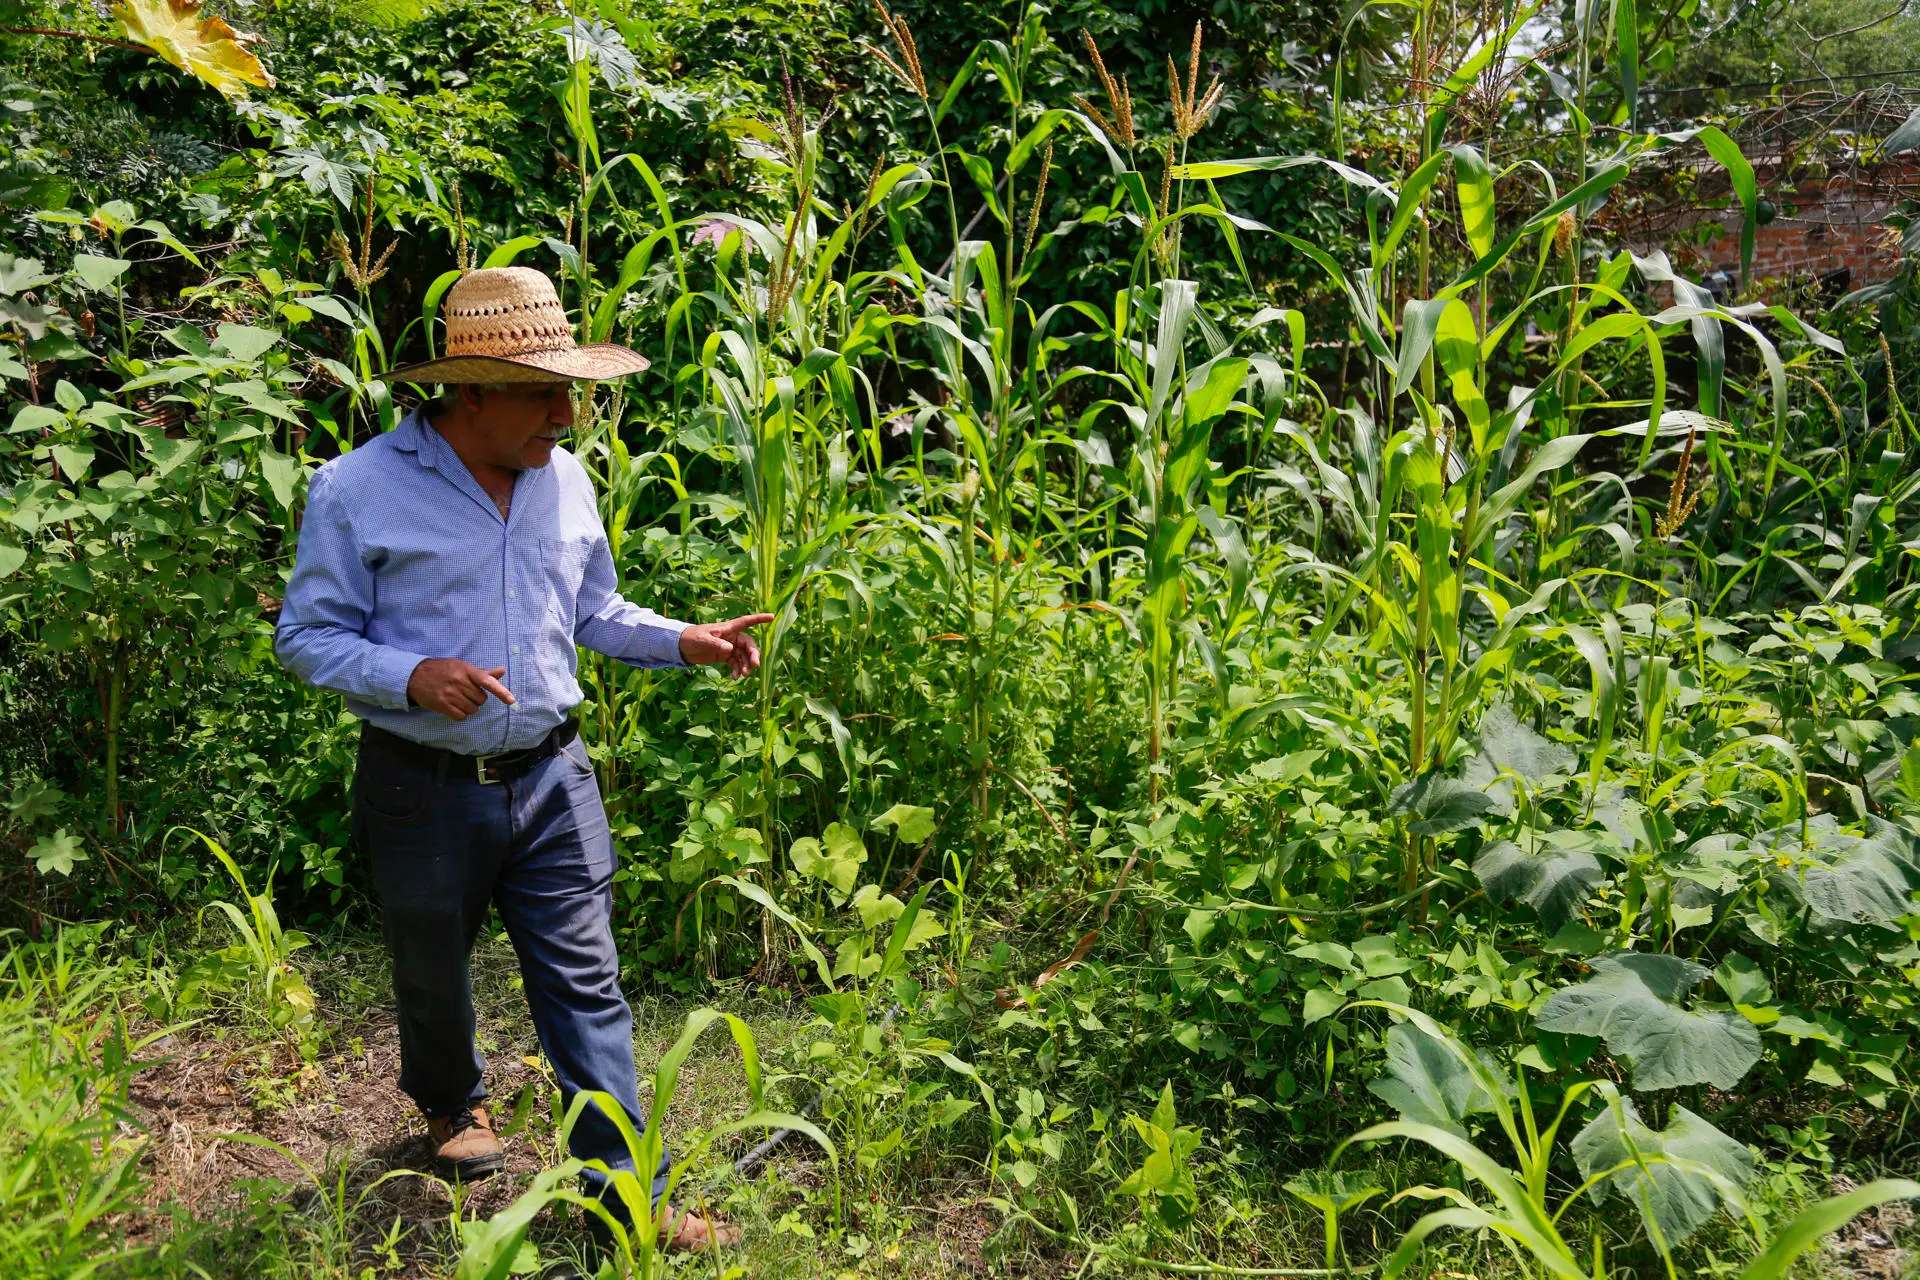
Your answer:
[508,589,517,600]
[511,644,522,654]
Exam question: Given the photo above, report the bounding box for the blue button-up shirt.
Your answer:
[274,409,688,754]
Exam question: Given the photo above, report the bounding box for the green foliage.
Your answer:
[0,929,165,1280]
[1535,952,1763,1092]
[1,0,1917,1275]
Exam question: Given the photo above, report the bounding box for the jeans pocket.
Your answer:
[355,758,428,823]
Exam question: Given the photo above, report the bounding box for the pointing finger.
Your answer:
[473,669,516,705]
[721,613,775,634]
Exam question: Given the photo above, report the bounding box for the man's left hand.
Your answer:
[677,613,774,678]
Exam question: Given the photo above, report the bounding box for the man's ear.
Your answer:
[457,383,487,412]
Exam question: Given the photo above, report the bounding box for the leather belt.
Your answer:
[361,717,580,785]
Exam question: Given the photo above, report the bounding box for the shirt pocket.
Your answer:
[542,535,595,629]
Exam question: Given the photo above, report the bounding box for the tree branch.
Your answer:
[1,24,149,54]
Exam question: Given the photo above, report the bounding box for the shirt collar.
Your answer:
[393,408,449,473]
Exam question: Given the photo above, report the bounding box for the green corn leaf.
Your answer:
[1736,1180,1920,1280]
[1334,1119,1582,1279]
[1694,126,1757,283]
[1431,298,1488,452]
[1446,144,1495,259]
[1614,0,1639,132]
[1394,297,1454,400]
[1376,150,1450,270]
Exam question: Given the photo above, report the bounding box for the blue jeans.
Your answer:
[352,725,670,1207]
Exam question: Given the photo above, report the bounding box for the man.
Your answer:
[275,266,759,1251]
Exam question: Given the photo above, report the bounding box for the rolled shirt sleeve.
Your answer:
[274,465,432,710]
[571,526,689,669]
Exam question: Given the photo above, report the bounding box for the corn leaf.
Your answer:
[1736,1180,1920,1280]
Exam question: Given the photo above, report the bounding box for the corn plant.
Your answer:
[0,930,170,1280]
[454,1008,834,1280]
[172,827,315,1040]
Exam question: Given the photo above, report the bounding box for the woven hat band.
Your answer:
[443,266,574,357]
[445,302,574,356]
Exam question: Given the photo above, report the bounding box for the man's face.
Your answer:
[465,383,577,471]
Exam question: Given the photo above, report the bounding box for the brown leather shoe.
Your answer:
[426,1105,505,1181]
[658,1205,742,1253]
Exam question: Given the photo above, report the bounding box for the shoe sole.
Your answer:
[436,1151,506,1182]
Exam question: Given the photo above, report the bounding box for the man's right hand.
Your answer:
[406,658,515,720]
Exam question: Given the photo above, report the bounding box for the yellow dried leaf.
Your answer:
[114,0,273,100]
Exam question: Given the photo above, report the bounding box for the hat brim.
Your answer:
[378,343,651,385]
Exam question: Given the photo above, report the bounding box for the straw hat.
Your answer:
[379,266,649,384]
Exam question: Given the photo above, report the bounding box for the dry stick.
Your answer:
[0,24,149,53]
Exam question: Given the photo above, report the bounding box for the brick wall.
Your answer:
[1675,161,1917,296]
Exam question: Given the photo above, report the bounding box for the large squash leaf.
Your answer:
[1463,702,1576,814]
[1572,1099,1755,1245]
[1387,773,1493,835]
[1758,815,1920,929]
[1473,831,1607,931]
[115,0,273,100]
[1534,952,1761,1091]
[1366,1023,1499,1137]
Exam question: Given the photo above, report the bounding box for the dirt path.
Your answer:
[124,1011,549,1275]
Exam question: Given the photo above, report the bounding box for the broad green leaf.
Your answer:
[1474,839,1605,932]
[1182,908,1216,948]
[1535,952,1760,1091]
[213,323,279,361]
[797,821,866,898]
[257,449,302,510]
[1883,107,1920,154]
[49,444,94,482]
[1283,1169,1384,1215]
[1367,1023,1498,1137]
[1387,774,1494,836]
[1755,815,1920,928]
[71,255,132,292]
[850,883,905,929]
[135,426,201,478]
[1463,702,1576,811]
[1302,986,1344,1025]
[871,802,935,844]
[1899,741,1920,805]
[0,254,56,294]
[1712,953,1773,1009]
[1573,1100,1754,1245]
[115,0,275,99]
[30,828,87,876]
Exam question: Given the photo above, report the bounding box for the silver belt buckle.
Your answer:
[474,753,502,784]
